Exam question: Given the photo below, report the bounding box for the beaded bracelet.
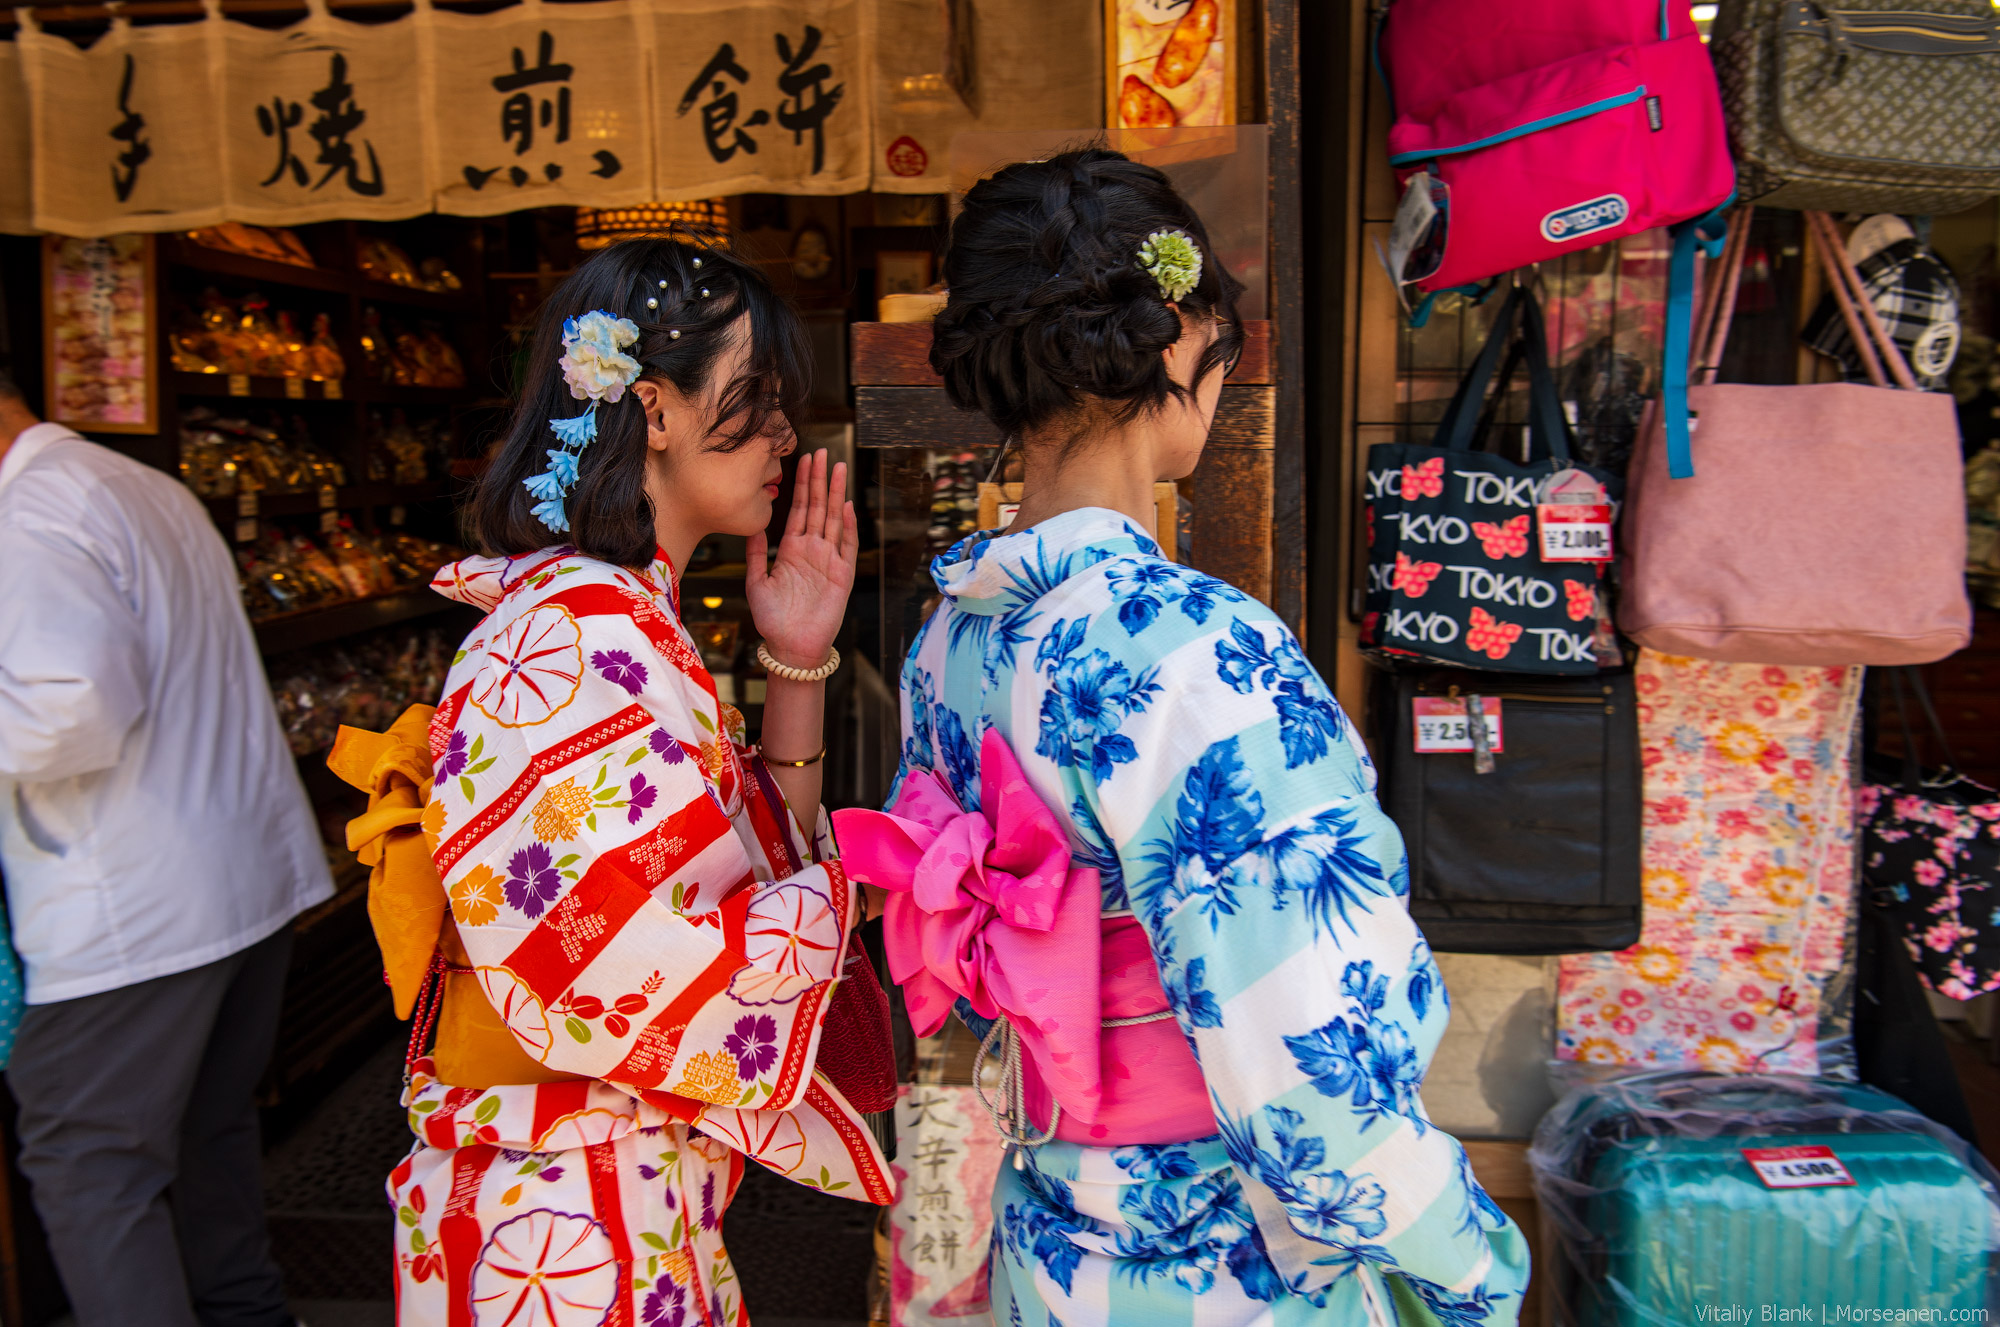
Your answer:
[756,641,841,682]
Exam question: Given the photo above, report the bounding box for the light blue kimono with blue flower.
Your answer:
[890,509,1530,1326]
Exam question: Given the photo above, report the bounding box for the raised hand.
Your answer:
[745,449,859,671]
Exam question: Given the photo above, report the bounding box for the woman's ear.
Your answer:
[1158,309,1206,389]
[631,379,673,454]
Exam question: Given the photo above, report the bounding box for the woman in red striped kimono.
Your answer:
[393,237,887,1326]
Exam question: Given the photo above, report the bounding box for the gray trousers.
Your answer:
[7,928,293,1327]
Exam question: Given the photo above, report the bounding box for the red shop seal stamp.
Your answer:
[885,135,928,178]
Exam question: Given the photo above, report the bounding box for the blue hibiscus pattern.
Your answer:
[894,508,1529,1326]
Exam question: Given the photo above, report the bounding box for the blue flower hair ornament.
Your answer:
[523,310,642,533]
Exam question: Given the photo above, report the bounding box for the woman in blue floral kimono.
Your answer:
[879,150,1530,1323]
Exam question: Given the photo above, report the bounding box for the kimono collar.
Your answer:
[931,506,1160,617]
[431,545,680,616]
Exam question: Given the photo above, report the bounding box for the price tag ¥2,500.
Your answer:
[1413,697,1504,754]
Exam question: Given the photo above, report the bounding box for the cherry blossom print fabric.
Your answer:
[893,508,1529,1326]
[398,546,892,1326]
[1557,652,1863,1076]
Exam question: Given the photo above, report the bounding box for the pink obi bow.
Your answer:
[834,730,1213,1144]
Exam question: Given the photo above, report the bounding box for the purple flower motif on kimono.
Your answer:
[724,1013,778,1079]
[650,729,686,765]
[700,1172,719,1231]
[505,843,562,918]
[629,773,659,825]
[642,1282,688,1326]
[592,649,649,696]
[434,730,468,786]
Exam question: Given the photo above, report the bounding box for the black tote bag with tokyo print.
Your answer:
[1362,286,1618,676]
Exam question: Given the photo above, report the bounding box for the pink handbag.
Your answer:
[1619,208,1971,666]
[1377,0,1735,293]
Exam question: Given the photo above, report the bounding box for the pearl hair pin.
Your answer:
[692,257,703,269]
[646,298,658,310]
[699,288,711,299]
[657,279,668,290]
[669,329,682,340]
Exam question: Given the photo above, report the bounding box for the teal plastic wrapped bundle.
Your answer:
[1530,1072,2000,1326]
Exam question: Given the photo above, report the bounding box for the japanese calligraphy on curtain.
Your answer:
[3,0,1100,238]
[428,0,657,217]
[220,0,429,224]
[652,0,870,200]
[17,12,228,237]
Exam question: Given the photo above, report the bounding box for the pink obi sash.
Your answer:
[831,730,1213,1148]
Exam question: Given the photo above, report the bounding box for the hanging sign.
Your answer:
[218,0,431,225]
[6,0,1103,237]
[427,0,656,217]
[19,13,229,238]
[0,42,31,235]
[651,0,871,199]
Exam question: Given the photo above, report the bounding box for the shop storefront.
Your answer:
[0,0,1310,1322]
[4,0,2000,1324]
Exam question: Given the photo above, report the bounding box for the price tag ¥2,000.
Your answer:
[1538,503,1613,563]
[1741,1145,1855,1190]
[1413,697,1503,754]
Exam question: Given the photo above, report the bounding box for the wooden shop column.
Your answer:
[852,320,1277,602]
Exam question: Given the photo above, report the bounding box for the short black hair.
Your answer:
[929,146,1243,441]
[468,237,809,568]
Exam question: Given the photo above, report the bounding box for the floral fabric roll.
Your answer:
[1557,651,1862,1076]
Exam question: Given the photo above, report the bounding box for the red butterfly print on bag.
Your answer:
[1392,552,1443,597]
[1402,457,1445,499]
[1564,579,1597,623]
[1471,513,1530,559]
[1467,607,1524,661]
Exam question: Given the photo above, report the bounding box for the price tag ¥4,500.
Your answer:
[1413,697,1504,754]
[1740,1145,1855,1190]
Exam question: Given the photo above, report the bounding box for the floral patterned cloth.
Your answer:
[893,509,1529,1326]
[397,547,892,1326]
[1556,652,1862,1076]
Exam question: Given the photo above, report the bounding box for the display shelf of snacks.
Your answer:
[251,586,465,657]
[156,218,490,664]
[200,481,451,524]
[171,370,349,402]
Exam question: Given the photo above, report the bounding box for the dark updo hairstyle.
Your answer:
[469,236,809,568]
[929,146,1243,442]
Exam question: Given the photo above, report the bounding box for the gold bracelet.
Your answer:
[756,641,841,682]
[758,745,827,768]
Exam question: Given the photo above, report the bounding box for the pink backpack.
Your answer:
[1377,0,1735,296]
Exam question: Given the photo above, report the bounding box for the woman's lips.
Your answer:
[763,482,781,497]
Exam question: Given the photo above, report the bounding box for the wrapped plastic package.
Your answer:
[1530,1071,2000,1325]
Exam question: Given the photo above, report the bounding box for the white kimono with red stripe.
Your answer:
[394,547,891,1327]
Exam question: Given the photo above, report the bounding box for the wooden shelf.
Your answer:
[173,370,349,402]
[202,481,451,524]
[162,237,480,314]
[252,586,462,656]
[356,383,468,406]
[173,372,469,407]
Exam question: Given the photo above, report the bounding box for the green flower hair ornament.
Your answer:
[1137,229,1203,303]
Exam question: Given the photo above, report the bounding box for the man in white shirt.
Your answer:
[0,371,333,1327]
